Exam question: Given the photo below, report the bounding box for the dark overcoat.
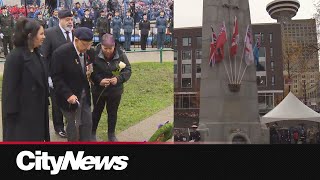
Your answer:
[2,47,50,141]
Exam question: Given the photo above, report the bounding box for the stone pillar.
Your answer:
[199,0,269,144]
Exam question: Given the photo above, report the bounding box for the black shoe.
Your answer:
[108,133,118,142]
[55,129,67,138]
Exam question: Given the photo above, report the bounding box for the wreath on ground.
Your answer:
[148,121,173,142]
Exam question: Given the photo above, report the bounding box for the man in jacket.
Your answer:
[41,9,74,138]
[155,10,167,49]
[0,6,14,58]
[96,10,111,41]
[51,27,94,142]
[90,33,131,141]
[139,13,150,50]
[122,11,134,51]
[111,10,122,43]
[48,9,59,28]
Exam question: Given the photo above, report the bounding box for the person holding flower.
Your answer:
[90,33,132,142]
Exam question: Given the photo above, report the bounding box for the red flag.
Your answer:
[209,30,217,66]
[215,22,227,62]
[230,16,239,57]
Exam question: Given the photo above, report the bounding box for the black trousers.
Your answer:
[92,92,122,134]
[2,35,13,56]
[49,88,64,132]
[140,34,148,50]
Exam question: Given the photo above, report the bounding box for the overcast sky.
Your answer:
[174,0,319,28]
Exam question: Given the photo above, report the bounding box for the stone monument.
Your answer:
[198,0,269,144]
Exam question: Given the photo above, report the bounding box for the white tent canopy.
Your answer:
[261,92,320,124]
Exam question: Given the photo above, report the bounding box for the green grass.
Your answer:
[97,62,174,140]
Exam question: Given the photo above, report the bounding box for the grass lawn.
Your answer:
[97,62,173,140]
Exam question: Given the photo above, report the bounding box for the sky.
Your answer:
[174,0,319,28]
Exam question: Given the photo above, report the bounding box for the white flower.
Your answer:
[119,61,126,70]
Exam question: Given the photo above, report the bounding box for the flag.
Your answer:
[244,26,254,65]
[209,30,217,66]
[230,16,239,57]
[215,22,227,62]
[253,33,261,66]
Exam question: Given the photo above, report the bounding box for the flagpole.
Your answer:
[210,26,216,68]
[237,25,249,84]
[223,59,232,83]
[239,64,248,84]
[224,21,234,83]
[232,16,238,84]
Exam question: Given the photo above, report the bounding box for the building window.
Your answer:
[257,76,266,86]
[182,50,192,60]
[258,93,274,112]
[182,78,192,88]
[270,47,273,57]
[196,64,201,73]
[294,85,297,88]
[174,94,200,109]
[182,95,190,108]
[272,76,275,85]
[254,33,264,43]
[174,64,177,74]
[196,36,202,48]
[195,50,202,59]
[174,50,178,60]
[256,47,266,71]
[173,38,177,47]
[182,64,192,74]
[270,61,274,71]
[174,77,179,88]
[269,33,273,43]
[182,37,192,46]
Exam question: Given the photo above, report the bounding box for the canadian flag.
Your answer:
[244,25,254,65]
[230,16,239,57]
[215,22,227,62]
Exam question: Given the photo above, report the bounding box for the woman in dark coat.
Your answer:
[2,17,49,141]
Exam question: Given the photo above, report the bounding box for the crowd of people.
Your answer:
[1,7,133,142]
[270,123,320,144]
[174,124,201,143]
[0,0,173,55]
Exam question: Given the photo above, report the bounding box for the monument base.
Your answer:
[198,123,269,144]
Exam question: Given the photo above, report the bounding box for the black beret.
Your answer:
[1,6,7,10]
[74,27,93,41]
[58,9,73,18]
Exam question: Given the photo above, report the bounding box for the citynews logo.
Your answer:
[16,151,129,175]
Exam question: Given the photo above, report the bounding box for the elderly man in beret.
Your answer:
[41,9,75,139]
[51,27,95,142]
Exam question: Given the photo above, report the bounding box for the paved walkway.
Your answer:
[0,49,174,142]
